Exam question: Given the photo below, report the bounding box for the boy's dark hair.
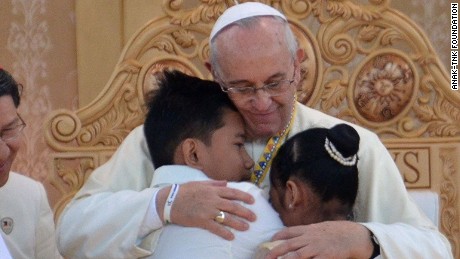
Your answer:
[144,70,238,168]
[0,68,22,107]
[270,124,360,213]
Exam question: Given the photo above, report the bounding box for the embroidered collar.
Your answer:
[250,104,296,186]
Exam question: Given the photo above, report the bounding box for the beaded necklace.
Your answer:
[251,104,296,186]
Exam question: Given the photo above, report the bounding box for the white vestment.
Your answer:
[0,172,62,259]
[56,102,453,259]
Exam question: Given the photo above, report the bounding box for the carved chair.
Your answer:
[45,1,460,257]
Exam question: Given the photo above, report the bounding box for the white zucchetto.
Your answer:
[209,2,287,41]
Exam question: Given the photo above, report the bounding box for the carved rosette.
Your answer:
[351,52,416,125]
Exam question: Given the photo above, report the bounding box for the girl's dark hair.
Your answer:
[270,123,360,208]
[0,68,22,107]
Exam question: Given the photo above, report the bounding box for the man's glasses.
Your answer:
[219,65,296,98]
[0,114,26,143]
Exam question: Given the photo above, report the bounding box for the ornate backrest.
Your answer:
[45,1,460,256]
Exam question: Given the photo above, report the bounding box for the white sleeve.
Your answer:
[362,222,453,259]
[56,125,164,259]
[355,130,453,258]
[138,188,163,240]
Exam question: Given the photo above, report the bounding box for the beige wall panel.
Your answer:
[123,0,161,42]
[76,0,123,107]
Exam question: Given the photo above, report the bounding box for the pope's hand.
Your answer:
[265,221,374,259]
[156,180,256,240]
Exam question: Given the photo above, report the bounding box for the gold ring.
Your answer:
[215,211,225,223]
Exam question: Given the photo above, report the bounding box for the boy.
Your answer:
[143,70,283,258]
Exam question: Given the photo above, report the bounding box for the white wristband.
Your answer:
[163,184,180,224]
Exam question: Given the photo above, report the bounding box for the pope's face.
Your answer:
[213,18,300,140]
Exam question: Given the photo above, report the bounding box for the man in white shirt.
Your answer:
[0,68,61,259]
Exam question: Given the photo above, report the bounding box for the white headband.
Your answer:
[210,2,287,41]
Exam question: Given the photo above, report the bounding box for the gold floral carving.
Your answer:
[49,155,96,219]
[353,53,415,123]
[292,0,460,139]
[440,150,459,257]
[46,0,460,147]
[45,1,459,255]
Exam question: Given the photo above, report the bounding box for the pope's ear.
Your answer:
[180,138,204,169]
[205,62,212,72]
[296,48,305,63]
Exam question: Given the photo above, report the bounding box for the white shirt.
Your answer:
[0,173,61,259]
[150,165,283,259]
